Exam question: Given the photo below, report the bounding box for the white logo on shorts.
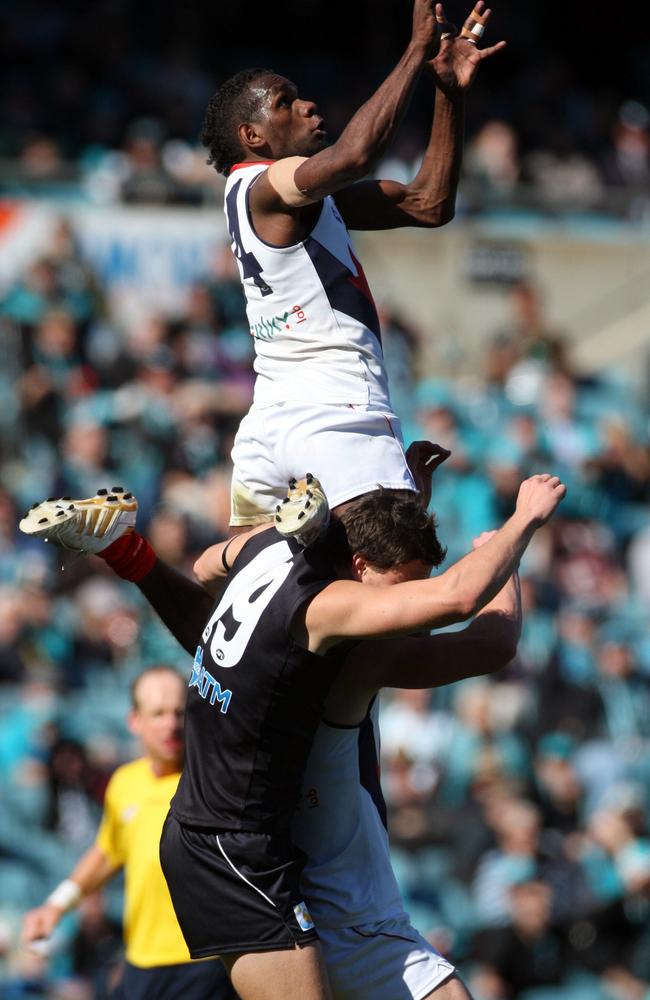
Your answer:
[294,901,315,932]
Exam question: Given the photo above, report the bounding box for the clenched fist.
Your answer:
[515,474,566,527]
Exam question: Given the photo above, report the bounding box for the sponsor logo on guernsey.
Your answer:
[189,646,232,714]
[121,804,139,822]
[293,901,315,932]
[250,304,307,341]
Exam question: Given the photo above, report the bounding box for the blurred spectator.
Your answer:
[44,738,103,851]
[119,119,180,205]
[532,732,583,836]
[472,798,590,928]
[601,101,650,192]
[463,120,521,202]
[524,128,605,211]
[471,878,568,996]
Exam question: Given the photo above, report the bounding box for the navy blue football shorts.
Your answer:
[111,957,236,1000]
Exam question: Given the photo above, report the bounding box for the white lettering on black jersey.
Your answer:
[171,529,345,834]
[202,539,293,668]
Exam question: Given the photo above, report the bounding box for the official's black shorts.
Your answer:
[160,812,319,958]
[111,957,237,1000]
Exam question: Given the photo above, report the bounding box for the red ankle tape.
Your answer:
[99,531,157,582]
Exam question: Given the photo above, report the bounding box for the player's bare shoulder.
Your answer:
[248,158,324,245]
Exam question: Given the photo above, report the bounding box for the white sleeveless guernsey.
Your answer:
[224,162,392,409]
[291,699,406,929]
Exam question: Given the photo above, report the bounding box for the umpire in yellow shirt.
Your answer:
[22,665,236,999]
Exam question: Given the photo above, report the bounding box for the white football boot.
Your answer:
[19,488,137,554]
[274,474,329,547]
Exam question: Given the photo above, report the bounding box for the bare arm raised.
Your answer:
[254,2,506,240]
[325,531,522,724]
[334,2,506,230]
[304,474,563,651]
[248,0,439,245]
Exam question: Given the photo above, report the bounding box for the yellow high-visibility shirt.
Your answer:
[96,758,189,967]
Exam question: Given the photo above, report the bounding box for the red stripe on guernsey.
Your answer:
[349,250,377,311]
[229,161,275,173]
[0,201,23,233]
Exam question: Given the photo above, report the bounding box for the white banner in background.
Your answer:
[0,200,229,323]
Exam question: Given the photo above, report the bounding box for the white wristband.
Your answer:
[46,879,82,912]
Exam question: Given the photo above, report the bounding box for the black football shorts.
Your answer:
[160,812,319,958]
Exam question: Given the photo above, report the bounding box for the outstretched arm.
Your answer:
[376,570,522,688]
[325,550,521,724]
[137,560,217,655]
[249,0,437,233]
[306,474,564,649]
[333,1,506,230]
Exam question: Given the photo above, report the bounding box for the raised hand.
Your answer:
[428,2,506,94]
[515,474,567,527]
[411,0,440,54]
[405,440,451,508]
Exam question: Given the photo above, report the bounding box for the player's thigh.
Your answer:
[223,941,332,1000]
[422,973,475,1000]
[230,407,286,524]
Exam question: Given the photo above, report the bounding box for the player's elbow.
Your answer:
[486,633,519,671]
[404,189,456,228]
[420,198,455,228]
[434,573,482,623]
[434,202,455,227]
[472,620,520,674]
[448,591,482,623]
[193,553,211,586]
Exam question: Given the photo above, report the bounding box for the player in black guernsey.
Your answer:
[160,479,564,1000]
[20,476,565,999]
[154,475,565,1000]
[159,528,344,989]
[169,530,341,835]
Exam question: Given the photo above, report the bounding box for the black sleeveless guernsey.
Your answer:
[171,528,343,835]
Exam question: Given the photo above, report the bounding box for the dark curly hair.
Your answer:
[201,67,274,176]
[327,488,447,571]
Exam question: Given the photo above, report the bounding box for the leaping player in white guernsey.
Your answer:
[199,0,506,540]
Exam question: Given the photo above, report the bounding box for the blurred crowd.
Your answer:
[0,1,649,216]
[0,5,648,999]
[0,208,648,999]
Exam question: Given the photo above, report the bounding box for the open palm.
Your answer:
[429,2,506,94]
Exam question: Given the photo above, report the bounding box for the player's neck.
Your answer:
[229,157,276,173]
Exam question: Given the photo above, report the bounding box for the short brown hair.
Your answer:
[328,489,446,571]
